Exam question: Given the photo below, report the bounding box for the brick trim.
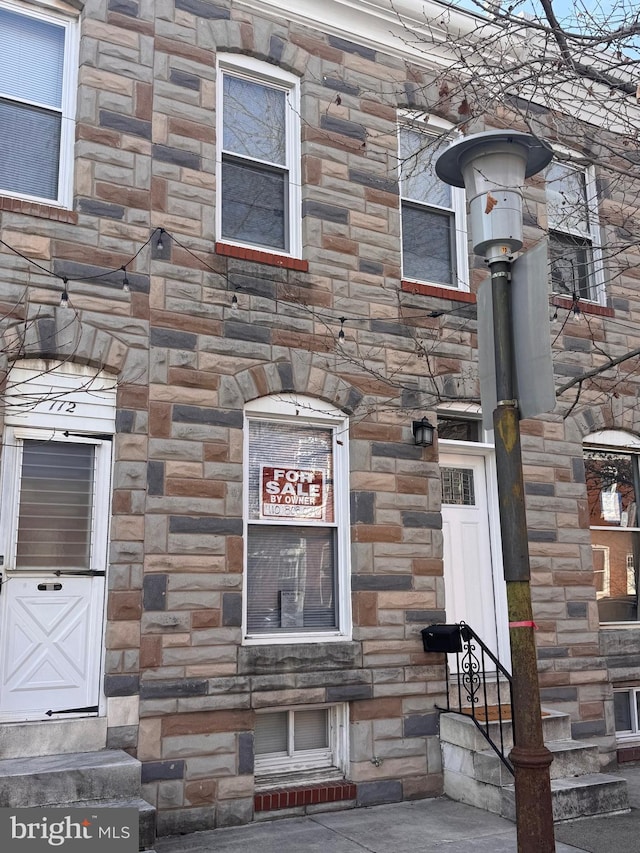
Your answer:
[215,242,309,271]
[0,196,78,223]
[617,745,640,763]
[254,780,356,811]
[550,294,614,318]
[401,281,476,303]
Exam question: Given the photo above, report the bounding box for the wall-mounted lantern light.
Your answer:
[412,417,435,447]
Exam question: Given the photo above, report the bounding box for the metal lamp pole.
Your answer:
[437,132,556,853]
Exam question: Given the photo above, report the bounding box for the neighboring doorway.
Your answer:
[438,413,509,667]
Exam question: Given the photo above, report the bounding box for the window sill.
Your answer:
[0,195,78,223]
[551,294,613,317]
[215,242,308,271]
[401,280,476,303]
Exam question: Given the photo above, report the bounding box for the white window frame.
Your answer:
[254,703,348,778]
[216,54,301,257]
[584,430,640,626]
[614,687,640,742]
[398,112,469,291]
[0,426,112,577]
[546,154,605,306]
[0,0,79,208]
[242,395,351,645]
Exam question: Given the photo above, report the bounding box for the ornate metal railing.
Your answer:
[433,622,514,774]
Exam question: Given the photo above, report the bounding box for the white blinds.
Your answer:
[0,8,66,200]
[16,441,95,570]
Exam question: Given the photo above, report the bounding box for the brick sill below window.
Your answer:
[215,242,308,271]
[0,195,78,223]
[254,780,356,811]
[401,281,476,303]
[551,294,614,318]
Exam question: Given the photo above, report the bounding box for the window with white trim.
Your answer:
[614,687,640,740]
[0,1,78,206]
[546,160,603,303]
[399,116,468,289]
[243,396,350,641]
[255,704,347,777]
[216,56,301,256]
[584,430,640,624]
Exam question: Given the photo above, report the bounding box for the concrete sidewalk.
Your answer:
[154,766,640,853]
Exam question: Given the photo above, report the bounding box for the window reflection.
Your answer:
[585,448,640,622]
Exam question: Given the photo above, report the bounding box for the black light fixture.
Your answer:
[412,417,435,447]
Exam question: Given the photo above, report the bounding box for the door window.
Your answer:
[16,441,95,570]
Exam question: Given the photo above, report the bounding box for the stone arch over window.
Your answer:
[228,357,363,415]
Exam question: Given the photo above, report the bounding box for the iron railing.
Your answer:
[437,622,514,774]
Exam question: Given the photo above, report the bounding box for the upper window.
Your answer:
[243,396,350,642]
[399,116,468,289]
[584,431,640,624]
[216,56,301,256]
[546,161,603,304]
[0,1,78,206]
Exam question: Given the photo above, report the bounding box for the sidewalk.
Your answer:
[154,766,640,853]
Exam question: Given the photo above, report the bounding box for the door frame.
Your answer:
[0,426,112,722]
[439,438,511,668]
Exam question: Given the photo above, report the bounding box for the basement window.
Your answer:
[614,688,640,739]
[254,704,347,778]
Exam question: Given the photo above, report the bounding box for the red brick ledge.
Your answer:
[617,745,640,763]
[254,780,357,811]
[551,294,614,318]
[215,242,309,272]
[401,281,477,303]
[0,195,78,223]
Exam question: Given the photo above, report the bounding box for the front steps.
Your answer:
[0,749,156,850]
[441,709,629,822]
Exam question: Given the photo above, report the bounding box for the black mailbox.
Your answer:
[421,623,462,653]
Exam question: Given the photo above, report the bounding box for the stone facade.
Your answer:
[0,0,639,836]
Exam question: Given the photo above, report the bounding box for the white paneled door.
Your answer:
[441,450,509,666]
[0,433,110,721]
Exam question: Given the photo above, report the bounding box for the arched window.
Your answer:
[584,430,640,623]
[243,395,351,642]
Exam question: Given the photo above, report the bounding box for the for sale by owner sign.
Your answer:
[261,466,325,520]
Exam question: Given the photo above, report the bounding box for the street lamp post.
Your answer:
[436,131,556,853]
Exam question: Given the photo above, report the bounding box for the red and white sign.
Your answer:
[261,466,325,520]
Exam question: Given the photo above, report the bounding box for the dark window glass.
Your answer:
[402,203,454,285]
[549,231,593,300]
[221,159,286,250]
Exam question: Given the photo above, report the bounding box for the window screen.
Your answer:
[16,440,95,569]
[221,71,290,250]
[0,7,66,200]
[246,419,338,634]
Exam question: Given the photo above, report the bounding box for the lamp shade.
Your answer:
[436,131,552,260]
[412,417,435,447]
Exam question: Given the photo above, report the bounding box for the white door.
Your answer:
[441,450,508,664]
[0,432,110,721]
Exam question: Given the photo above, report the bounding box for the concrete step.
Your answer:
[59,797,156,851]
[0,750,141,807]
[440,708,572,754]
[0,718,107,759]
[472,739,601,785]
[501,773,630,822]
